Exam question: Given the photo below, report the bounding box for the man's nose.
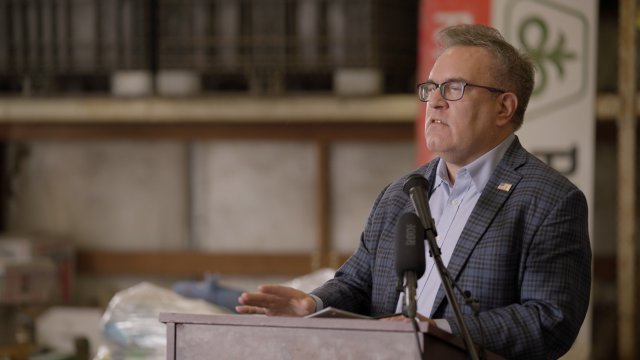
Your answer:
[427,89,447,109]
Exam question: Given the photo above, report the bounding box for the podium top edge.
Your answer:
[159,312,432,333]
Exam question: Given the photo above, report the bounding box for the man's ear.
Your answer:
[496,92,518,126]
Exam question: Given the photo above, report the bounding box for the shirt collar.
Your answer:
[435,133,515,192]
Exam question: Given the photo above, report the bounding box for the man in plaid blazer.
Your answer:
[237,24,591,360]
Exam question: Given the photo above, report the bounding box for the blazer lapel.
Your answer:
[430,140,527,316]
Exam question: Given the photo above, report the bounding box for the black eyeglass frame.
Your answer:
[417,80,508,102]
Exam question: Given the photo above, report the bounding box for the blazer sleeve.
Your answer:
[309,183,390,315]
[310,171,419,317]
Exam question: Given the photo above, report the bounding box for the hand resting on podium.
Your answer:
[236,284,316,317]
[235,284,438,329]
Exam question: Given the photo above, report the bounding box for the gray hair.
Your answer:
[437,24,535,129]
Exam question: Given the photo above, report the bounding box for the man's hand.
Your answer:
[235,285,316,317]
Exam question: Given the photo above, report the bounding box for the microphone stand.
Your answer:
[409,188,480,360]
[403,272,418,318]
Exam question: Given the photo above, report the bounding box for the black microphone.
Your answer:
[403,174,438,242]
[402,173,480,360]
[395,212,426,318]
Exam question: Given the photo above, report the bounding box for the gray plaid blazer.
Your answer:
[311,137,591,360]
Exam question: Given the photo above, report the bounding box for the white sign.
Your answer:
[492,1,597,358]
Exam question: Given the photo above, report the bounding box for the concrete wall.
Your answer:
[4,139,415,303]
[6,141,188,251]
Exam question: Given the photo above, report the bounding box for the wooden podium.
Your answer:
[160,312,503,359]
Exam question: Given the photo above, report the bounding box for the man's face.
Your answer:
[424,45,510,168]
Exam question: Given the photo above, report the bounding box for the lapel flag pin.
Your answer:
[497,183,512,192]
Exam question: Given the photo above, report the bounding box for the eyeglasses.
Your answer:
[417,80,507,102]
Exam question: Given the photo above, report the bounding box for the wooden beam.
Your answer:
[0,96,417,123]
[0,93,636,124]
[617,0,637,358]
[77,251,314,276]
[76,250,619,281]
[596,93,640,120]
[314,140,331,269]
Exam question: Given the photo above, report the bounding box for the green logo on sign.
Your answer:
[519,17,577,96]
[504,0,590,119]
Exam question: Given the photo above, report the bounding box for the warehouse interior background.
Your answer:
[0,0,638,359]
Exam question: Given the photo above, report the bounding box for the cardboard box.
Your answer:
[0,236,75,304]
[0,258,57,304]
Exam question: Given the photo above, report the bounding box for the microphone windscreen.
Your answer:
[395,212,426,278]
[403,174,430,195]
